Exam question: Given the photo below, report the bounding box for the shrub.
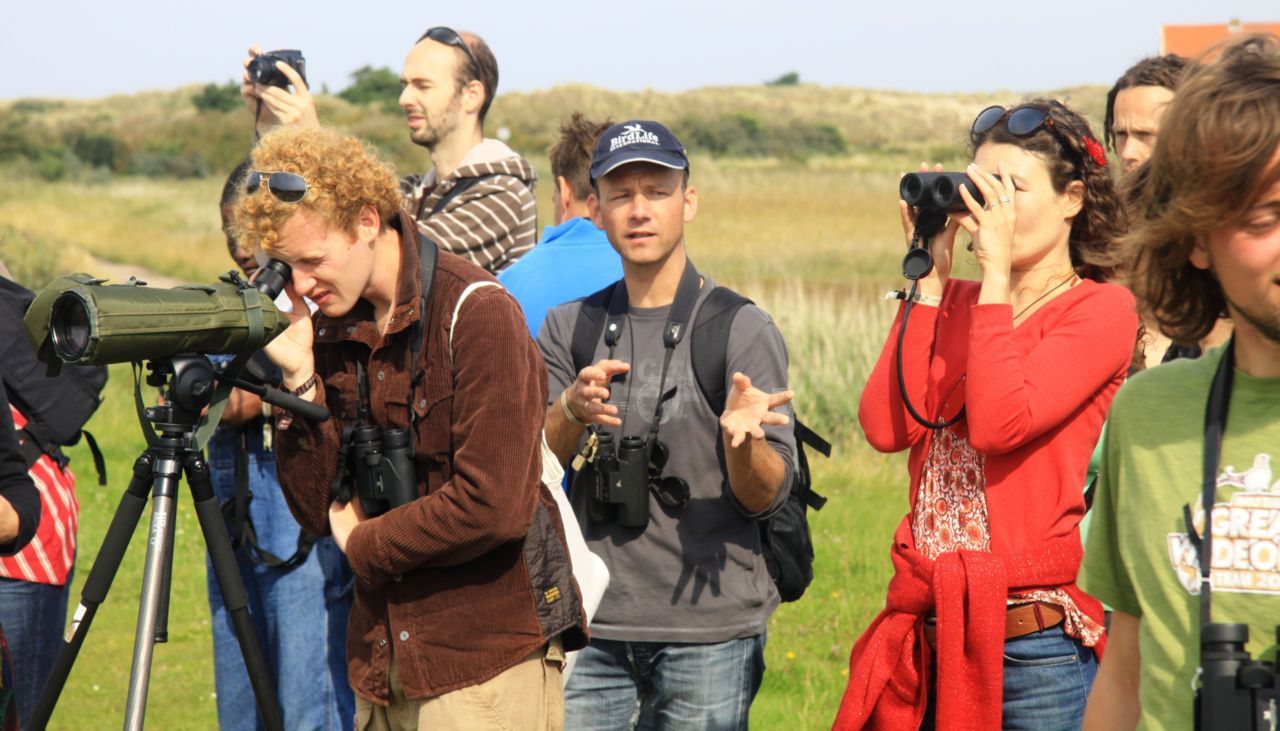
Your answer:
[337,66,402,113]
[65,131,120,170]
[192,82,242,113]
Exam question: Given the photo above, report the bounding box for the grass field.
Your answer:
[5,154,941,729]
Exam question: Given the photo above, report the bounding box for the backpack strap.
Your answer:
[407,224,440,426]
[569,282,622,376]
[689,286,753,416]
[449,282,503,366]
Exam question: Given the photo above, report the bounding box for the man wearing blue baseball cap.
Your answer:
[537,120,797,730]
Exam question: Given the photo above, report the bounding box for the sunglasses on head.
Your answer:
[420,26,481,79]
[972,104,1063,139]
[245,170,307,203]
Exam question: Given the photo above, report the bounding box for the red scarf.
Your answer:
[832,521,1105,730]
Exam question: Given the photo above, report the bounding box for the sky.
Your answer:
[4,0,1277,100]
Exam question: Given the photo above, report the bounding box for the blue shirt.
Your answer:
[498,217,622,337]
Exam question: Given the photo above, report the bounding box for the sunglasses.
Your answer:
[973,105,1066,138]
[420,26,481,79]
[245,170,307,203]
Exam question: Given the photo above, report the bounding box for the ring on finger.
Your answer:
[1000,196,1011,204]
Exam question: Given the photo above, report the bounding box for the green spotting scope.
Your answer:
[24,261,292,367]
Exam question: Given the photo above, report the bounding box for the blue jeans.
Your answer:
[0,574,72,730]
[564,634,766,731]
[204,423,354,731]
[922,624,1097,731]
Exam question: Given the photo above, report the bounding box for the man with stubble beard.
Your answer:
[241,28,538,273]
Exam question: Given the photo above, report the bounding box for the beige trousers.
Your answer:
[355,640,565,731]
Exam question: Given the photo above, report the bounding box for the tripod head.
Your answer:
[144,355,216,442]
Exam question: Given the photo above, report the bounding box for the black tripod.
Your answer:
[30,355,284,731]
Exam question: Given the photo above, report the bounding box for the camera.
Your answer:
[579,433,650,528]
[347,424,418,517]
[1197,623,1278,730]
[899,172,985,213]
[247,49,307,90]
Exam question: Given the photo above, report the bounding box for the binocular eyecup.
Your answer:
[899,172,985,213]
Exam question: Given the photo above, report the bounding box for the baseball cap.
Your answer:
[589,120,689,183]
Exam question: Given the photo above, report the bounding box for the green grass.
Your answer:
[9,160,927,729]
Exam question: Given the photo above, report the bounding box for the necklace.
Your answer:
[1014,273,1078,321]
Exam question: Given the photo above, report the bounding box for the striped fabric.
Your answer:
[402,152,539,274]
[0,407,77,586]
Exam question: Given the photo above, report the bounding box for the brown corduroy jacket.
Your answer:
[274,212,586,703]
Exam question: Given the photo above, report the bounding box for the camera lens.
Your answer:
[49,291,93,362]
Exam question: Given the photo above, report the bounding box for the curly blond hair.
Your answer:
[233,126,402,254]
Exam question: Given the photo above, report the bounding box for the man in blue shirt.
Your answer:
[500,113,623,337]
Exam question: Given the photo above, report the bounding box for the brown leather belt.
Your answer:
[922,601,1065,647]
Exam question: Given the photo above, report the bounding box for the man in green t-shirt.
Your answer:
[1079,35,1280,731]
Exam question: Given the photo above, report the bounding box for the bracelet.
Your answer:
[559,389,584,426]
[884,289,942,306]
[288,373,318,397]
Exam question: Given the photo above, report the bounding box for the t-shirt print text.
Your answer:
[1169,452,1280,595]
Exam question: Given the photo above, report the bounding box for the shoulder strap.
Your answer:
[419,174,499,220]
[690,286,753,416]
[449,281,502,366]
[569,282,621,376]
[408,227,441,423]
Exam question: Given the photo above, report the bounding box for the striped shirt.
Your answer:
[401,140,538,273]
[0,406,77,586]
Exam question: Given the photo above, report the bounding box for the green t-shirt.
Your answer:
[1080,345,1280,731]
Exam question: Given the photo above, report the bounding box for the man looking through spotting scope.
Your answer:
[240,28,538,273]
[201,161,354,731]
[232,126,585,730]
[538,120,797,730]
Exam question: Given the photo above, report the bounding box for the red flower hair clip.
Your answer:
[1083,136,1107,167]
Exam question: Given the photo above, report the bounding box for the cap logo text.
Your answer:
[610,124,661,151]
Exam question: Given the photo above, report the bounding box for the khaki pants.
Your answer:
[355,640,565,731]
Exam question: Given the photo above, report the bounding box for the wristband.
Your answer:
[559,389,585,426]
[289,373,318,397]
[886,289,942,307]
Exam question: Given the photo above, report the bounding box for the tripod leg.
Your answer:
[153,495,179,644]
[28,453,155,731]
[186,452,284,731]
[123,454,184,731]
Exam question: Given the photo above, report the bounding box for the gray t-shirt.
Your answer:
[537,275,796,643]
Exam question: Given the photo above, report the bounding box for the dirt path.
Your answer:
[84,254,186,289]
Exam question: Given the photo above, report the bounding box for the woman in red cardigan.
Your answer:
[835,100,1138,731]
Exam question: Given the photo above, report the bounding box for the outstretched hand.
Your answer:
[563,359,631,427]
[720,373,793,448]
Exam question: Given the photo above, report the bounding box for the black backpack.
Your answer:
[0,276,108,480]
[570,283,831,602]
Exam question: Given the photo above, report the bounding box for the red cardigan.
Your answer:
[836,278,1136,730]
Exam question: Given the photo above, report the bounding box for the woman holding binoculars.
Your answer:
[835,99,1137,730]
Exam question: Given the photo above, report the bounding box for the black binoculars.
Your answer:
[348,424,418,517]
[899,172,985,213]
[576,432,691,529]
[1196,623,1278,730]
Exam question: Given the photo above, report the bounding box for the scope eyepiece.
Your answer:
[253,259,292,300]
